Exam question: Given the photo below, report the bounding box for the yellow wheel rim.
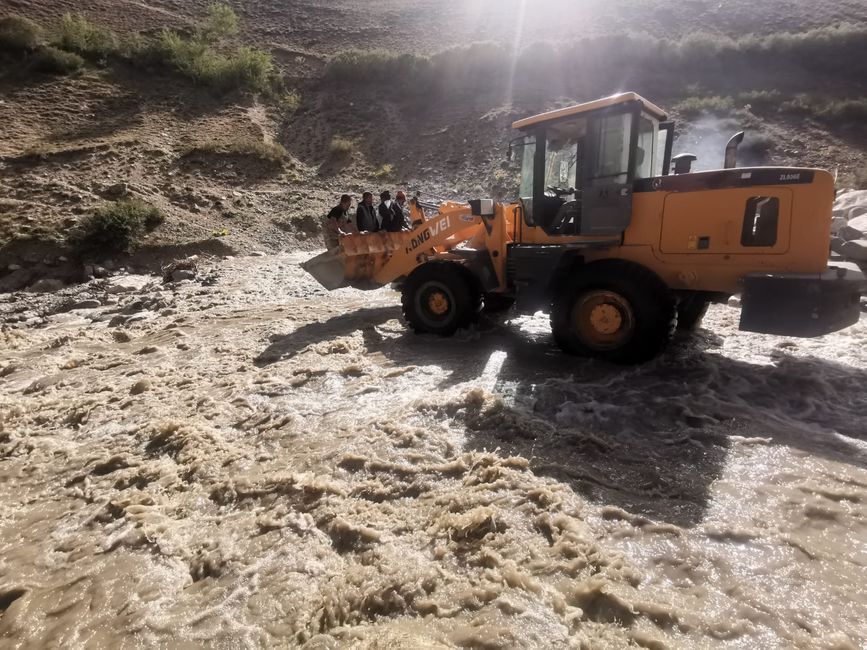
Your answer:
[573,290,635,350]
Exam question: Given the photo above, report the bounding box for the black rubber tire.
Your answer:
[401,261,480,336]
[550,260,676,364]
[676,294,710,331]
[482,293,515,314]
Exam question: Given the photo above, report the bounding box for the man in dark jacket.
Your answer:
[391,190,409,231]
[378,191,397,232]
[356,192,379,232]
[379,191,407,232]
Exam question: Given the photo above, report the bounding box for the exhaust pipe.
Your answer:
[725,131,745,169]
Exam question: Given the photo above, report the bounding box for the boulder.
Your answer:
[171,269,196,282]
[106,275,153,294]
[834,189,867,212]
[840,239,867,263]
[830,237,847,255]
[846,213,867,236]
[839,225,865,242]
[103,182,130,199]
[830,216,847,235]
[72,299,101,310]
[27,278,64,293]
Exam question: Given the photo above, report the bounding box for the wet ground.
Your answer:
[1,253,865,648]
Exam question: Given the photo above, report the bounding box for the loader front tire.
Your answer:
[550,260,676,364]
[402,262,480,336]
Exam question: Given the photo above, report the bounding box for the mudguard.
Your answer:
[739,264,866,337]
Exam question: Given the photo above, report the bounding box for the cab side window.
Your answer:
[741,196,779,247]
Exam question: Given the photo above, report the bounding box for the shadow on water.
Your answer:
[257,308,867,527]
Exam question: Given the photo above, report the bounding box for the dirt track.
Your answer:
[1,253,865,648]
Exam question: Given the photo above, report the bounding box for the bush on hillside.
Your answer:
[820,98,867,121]
[152,30,273,93]
[325,49,432,84]
[738,90,782,111]
[0,15,43,52]
[200,2,240,43]
[673,95,737,117]
[55,13,118,59]
[329,136,354,156]
[32,45,85,74]
[74,200,164,252]
[325,23,867,90]
[282,90,301,112]
[185,136,288,166]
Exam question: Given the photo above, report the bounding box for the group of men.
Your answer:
[324,190,410,249]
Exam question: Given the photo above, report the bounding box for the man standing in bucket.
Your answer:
[324,194,353,249]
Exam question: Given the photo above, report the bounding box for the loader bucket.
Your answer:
[301,231,409,290]
[301,247,349,290]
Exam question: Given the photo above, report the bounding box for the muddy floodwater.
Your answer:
[1,253,865,649]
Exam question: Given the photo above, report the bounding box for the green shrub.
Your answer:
[32,45,85,74]
[74,200,164,252]
[282,89,301,112]
[0,15,44,52]
[54,13,117,59]
[329,136,354,156]
[152,30,273,93]
[200,2,240,42]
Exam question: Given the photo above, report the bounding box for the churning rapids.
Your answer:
[0,253,865,649]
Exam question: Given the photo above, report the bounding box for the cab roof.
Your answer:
[512,92,667,130]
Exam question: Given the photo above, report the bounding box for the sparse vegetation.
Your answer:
[185,136,288,166]
[373,163,394,179]
[31,46,85,75]
[152,31,274,93]
[282,90,302,112]
[0,15,43,52]
[200,3,240,42]
[0,7,277,95]
[74,200,165,252]
[326,23,867,91]
[329,136,354,156]
[674,96,738,117]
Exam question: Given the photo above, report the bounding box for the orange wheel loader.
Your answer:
[302,93,866,363]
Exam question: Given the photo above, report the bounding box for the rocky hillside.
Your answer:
[1,1,866,291]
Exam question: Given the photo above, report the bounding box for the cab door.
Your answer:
[579,106,638,236]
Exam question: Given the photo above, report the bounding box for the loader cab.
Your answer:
[512,92,672,237]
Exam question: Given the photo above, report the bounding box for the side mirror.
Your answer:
[672,153,698,174]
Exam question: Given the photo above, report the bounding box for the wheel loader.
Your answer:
[303,92,866,363]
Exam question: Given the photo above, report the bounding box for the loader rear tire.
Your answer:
[550,260,676,364]
[402,262,480,336]
[676,295,710,330]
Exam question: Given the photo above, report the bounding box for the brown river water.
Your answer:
[1,253,865,648]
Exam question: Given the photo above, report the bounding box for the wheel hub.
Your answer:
[589,304,622,335]
[573,290,635,350]
[427,291,450,315]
